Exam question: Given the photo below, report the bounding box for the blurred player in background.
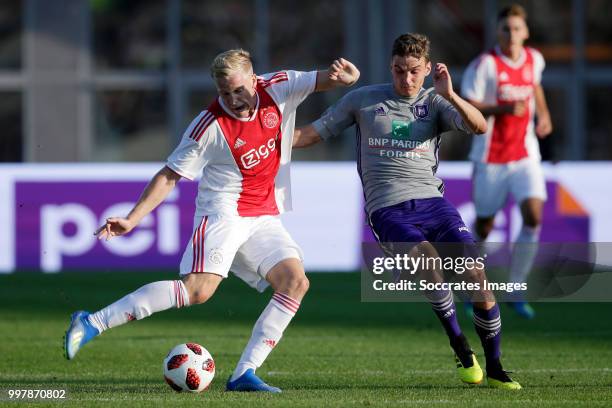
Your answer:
[294,33,521,390]
[461,4,553,319]
[64,49,359,393]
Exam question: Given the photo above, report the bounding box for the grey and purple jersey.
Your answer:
[312,84,471,216]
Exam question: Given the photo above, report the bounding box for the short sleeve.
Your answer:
[312,89,359,140]
[530,48,546,85]
[461,54,493,103]
[166,111,213,180]
[259,70,317,112]
[285,70,317,108]
[434,94,471,133]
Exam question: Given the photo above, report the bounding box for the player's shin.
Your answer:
[509,225,540,286]
[230,292,300,381]
[87,280,190,332]
[428,290,462,335]
[427,290,472,361]
[472,303,502,368]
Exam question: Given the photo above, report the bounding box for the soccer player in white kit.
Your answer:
[461,4,553,319]
[63,49,360,393]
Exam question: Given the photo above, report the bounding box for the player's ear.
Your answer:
[425,61,432,76]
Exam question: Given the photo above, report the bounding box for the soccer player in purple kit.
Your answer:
[294,33,521,389]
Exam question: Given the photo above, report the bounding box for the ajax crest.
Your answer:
[263,111,279,129]
[522,66,533,83]
[209,248,224,265]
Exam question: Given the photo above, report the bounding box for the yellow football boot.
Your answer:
[455,354,484,385]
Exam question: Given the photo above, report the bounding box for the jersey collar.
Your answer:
[391,84,425,102]
[494,45,526,68]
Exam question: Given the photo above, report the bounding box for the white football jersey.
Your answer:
[461,46,545,163]
[167,70,317,216]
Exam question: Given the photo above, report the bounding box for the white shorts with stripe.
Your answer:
[473,157,547,218]
[179,214,303,292]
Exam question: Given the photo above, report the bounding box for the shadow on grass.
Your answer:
[3,272,612,336]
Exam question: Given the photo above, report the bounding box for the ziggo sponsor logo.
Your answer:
[240,138,277,169]
[38,192,182,272]
[498,84,533,101]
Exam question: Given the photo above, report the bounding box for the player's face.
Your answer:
[497,16,529,51]
[390,55,432,97]
[215,70,258,118]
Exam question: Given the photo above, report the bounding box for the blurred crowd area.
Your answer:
[0,0,611,163]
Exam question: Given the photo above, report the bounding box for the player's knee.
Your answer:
[267,258,309,297]
[182,272,221,305]
[462,264,487,286]
[473,300,497,310]
[297,275,310,294]
[522,212,542,228]
[189,288,213,305]
[521,199,544,227]
[470,267,487,283]
[284,274,309,297]
[184,281,216,305]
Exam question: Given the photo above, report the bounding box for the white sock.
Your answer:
[87,280,189,332]
[509,225,541,284]
[230,292,300,382]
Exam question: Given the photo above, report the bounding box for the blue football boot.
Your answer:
[226,369,281,393]
[64,311,100,360]
[507,301,535,320]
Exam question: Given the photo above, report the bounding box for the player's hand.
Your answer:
[328,58,360,86]
[95,217,136,241]
[433,63,454,100]
[536,114,553,138]
[509,100,527,116]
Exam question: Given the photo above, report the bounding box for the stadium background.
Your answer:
[1,0,612,163]
[1,0,611,406]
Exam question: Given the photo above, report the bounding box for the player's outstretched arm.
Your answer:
[315,58,360,92]
[293,125,323,148]
[468,99,526,118]
[534,84,553,138]
[95,166,182,240]
[434,63,488,134]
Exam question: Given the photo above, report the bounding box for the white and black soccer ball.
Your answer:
[163,343,215,392]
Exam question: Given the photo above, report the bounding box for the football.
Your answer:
[163,343,215,392]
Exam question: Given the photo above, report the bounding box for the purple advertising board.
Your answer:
[15,181,199,272]
[0,163,599,273]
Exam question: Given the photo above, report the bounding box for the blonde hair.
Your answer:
[210,49,253,79]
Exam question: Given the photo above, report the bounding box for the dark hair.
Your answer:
[391,33,430,61]
[497,4,528,22]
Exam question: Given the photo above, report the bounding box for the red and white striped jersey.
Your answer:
[167,70,317,217]
[461,46,545,163]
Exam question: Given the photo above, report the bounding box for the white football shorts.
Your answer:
[472,157,547,218]
[179,214,303,292]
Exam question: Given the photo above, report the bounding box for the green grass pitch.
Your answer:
[1,271,611,407]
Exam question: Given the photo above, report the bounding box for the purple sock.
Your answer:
[473,303,502,366]
[428,290,463,339]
